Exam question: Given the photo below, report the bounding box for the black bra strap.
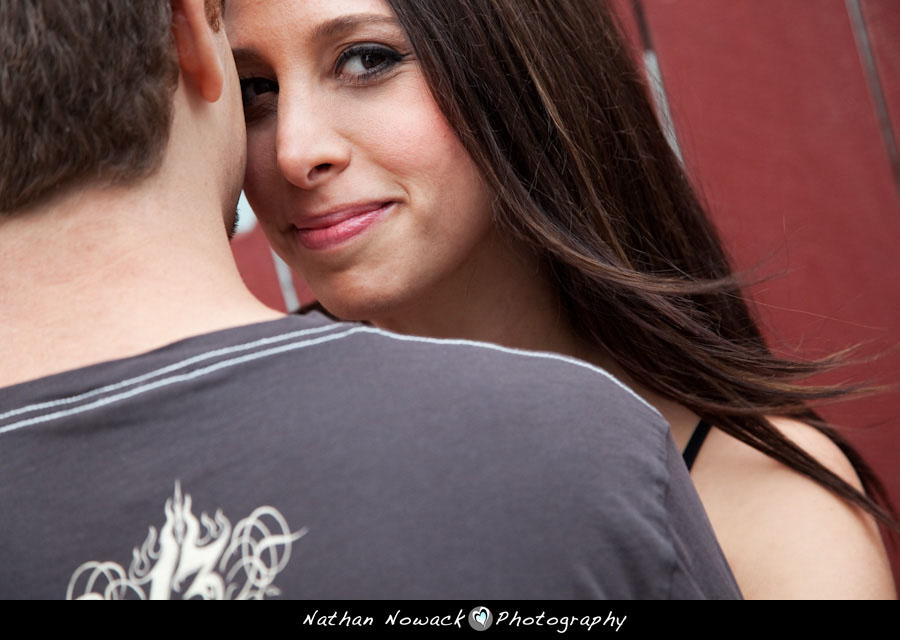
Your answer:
[682,419,712,471]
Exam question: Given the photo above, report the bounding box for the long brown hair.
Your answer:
[386,0,896,526]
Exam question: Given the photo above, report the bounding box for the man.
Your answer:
[0,0,739,599]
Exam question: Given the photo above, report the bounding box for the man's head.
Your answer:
[0,0,227,215]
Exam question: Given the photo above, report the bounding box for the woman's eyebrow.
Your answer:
[229,15,402,68]
[313,14,401,41]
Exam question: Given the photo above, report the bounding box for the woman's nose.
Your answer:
[275,90,350,190]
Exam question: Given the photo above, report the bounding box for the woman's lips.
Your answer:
[292,202,395,251]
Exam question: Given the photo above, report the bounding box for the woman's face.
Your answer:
[225,0,500,322]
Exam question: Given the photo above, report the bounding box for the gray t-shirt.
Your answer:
[0,314,740,599]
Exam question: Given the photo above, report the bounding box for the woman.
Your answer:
[225,0,897,598]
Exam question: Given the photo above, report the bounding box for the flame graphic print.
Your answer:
[66,482,307,600]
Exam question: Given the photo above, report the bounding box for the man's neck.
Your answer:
[0,182,282,389]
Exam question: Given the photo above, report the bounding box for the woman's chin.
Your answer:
[311,290,404,327]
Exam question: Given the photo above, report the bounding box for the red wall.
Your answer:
[618,0,900,578]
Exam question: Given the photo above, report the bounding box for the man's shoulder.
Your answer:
[266,317,672,455]
[1,312,665,447]
[290,318,664,418]
[0,314,740,599]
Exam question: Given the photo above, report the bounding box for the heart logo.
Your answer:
[473,609,487,626]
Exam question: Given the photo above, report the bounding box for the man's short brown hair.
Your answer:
[0,0,223,214]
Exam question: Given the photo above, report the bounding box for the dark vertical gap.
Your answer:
[630,0,654,52]
[847,0,900,203]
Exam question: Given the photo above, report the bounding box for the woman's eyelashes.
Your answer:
[334,44,408,85]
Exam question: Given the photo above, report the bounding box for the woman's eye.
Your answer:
[239,76,278,124]
[335,45,406,85]
[239,77,278,109]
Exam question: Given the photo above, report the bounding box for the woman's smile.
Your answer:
[291,201,397,251]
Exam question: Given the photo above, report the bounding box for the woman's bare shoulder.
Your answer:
[690,417,896,600]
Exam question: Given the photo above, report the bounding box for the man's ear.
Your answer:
[171,0,224,103]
